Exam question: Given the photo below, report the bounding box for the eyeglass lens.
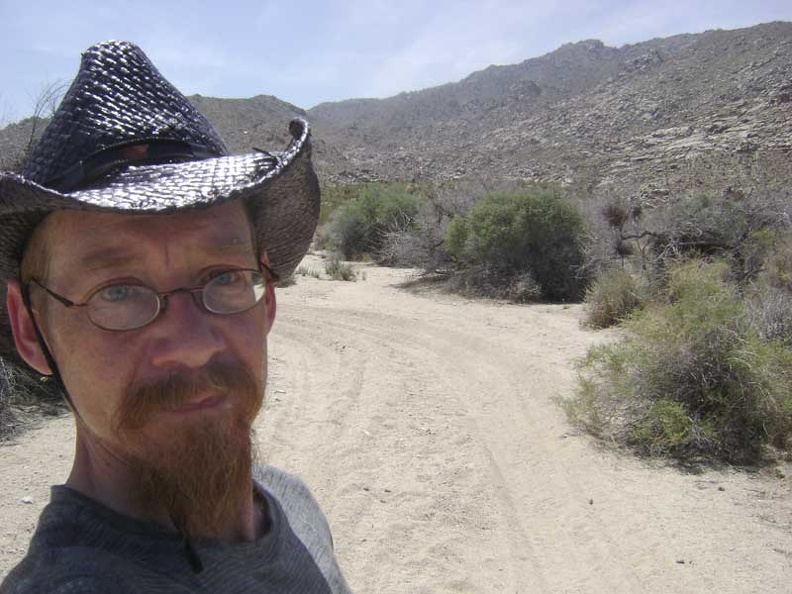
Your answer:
[87,270,266,330]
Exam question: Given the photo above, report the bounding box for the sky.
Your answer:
[1,0,791,124]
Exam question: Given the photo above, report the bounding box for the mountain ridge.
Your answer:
[2,21,790,202]
[303,21,792,202]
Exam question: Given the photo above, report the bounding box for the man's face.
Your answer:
[19,200,275,536]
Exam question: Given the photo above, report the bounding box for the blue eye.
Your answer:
[99,284,133,302]
[211,270,245,286]
[95,284,150,303]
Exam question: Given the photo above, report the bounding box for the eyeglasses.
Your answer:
[28,265,278,332]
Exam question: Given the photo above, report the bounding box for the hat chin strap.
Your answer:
[20,286,73,408]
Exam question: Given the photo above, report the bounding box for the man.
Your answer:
[0,41,351,593]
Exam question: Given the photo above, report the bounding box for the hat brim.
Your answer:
[0,118,319,368]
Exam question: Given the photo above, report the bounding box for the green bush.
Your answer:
[597,191,789,286]
[321,184,424,261]
[565,259,792,463]
[445,189,588,301]
[584,268,644,328]
[319,183,367,226]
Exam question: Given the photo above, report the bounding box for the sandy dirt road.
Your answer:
[1,255,791,593]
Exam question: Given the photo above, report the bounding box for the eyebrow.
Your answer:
[79,240,254,273]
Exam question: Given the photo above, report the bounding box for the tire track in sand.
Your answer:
[258,259,792,594]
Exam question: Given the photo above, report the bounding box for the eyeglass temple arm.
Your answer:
[29,279,81,308]
[260,262,279,284]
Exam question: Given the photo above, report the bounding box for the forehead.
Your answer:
[40,200,255,272]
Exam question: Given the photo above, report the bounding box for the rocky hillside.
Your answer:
[2,21,790,202]
[306,21,792,202]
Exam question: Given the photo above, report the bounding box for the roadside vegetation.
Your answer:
[319,180,588,302]
[569,259,792,463]
[318,179,792,465]
[319,182,426,263]
[444,188,588,302]
[569,189,792,464]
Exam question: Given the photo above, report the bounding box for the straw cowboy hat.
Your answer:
[0,40,320,367]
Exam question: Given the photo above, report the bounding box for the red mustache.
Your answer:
[116,359,261,432]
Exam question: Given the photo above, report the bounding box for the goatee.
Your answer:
[113,358,263,540]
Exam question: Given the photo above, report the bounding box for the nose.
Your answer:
[146,289,224,370]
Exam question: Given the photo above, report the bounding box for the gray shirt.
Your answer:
[0,466,352,593]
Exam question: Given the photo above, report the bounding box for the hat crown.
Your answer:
[23,40,228,187]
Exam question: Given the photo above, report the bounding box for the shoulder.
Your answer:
[254,465,333,546]
[255,466,324,511]
[1,553,134,594]
[254,465,352,592]
[1,488,187,594]
[1,489,134,594]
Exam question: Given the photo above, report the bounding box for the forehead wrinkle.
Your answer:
[79,237,253,274]
[205,239,255,258]
[47,202,256,279]
[79,248,139,273]
[77,233,254,278]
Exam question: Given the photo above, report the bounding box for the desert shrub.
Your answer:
[740,229,792,347]
[654,193,748,256]
[445,265,543,303]
[565,259,792,464]
[319,183,367,226]
[593,190,790,287]
[506,271,544,303]
[756,230,792,291]
[376,205,451,269]
[295,265,321,279]
[376,228,431,267]
[321,183,425,261]
[0,360,64,439]
[584,268,644,328]
[325,257,357,281]
[746,286,792,347]
[445,189,588,301]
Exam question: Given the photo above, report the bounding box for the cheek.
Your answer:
[44,318,134,437]
[215,307,270,400]
[69,352,129,437]
[230,313,269,378]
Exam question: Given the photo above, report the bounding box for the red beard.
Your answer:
[112,358,263,540]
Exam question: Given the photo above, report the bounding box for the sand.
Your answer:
[1,254,791,593]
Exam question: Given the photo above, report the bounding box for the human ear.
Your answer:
[6,280,52,375]
[264,282,277,331]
